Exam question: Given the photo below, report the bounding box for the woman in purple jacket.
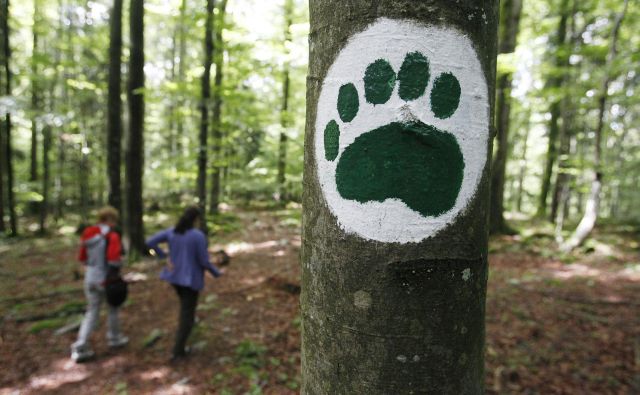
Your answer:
[146,206,222,360]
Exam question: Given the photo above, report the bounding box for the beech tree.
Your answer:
[489,0,522,234]
[197,0,214,222]
[301,1,498,393]
[126,0,145,253]
[107,0,124,213]
[1,0,17,236]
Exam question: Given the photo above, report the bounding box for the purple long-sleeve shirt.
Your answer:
[146,227,221,291]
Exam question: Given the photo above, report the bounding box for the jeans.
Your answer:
[74,282,122,349]
[172,284,199,356]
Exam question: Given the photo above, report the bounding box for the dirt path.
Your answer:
[1,211,638,394]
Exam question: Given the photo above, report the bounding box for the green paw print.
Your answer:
[323,51,465,217]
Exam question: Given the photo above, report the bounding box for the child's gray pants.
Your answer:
[73,282,122,349]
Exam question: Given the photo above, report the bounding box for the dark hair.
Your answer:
[174,206,202,234]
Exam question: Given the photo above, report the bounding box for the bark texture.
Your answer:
[1,0,17,236]
[537,0,570,218]
[489,0,522,234]
[277,0,293,200]
[301,1,498,393]
[561,0,628,252]
[126,0,145,253]
[209,0,227,215]
[107,0,123,212]
[198,0,214,222]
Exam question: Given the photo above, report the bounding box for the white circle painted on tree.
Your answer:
[315,18,489,243]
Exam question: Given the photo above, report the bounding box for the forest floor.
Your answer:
[0,207,638,394]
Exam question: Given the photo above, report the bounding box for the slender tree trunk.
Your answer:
[209,0,227,215]
[489,0,522,234]
[175,0,187,158]
[39,125,51,233]
[1,0,16,236]
[126,0,145,254]
[302,1,498,393]
[561,0,628,252]
[30,0,41,182]
[516,114,530,213]
[550,97,573,223]
[537,0,570,218]
[107,0,123,212]
[0,113,4,233]
[277,0,293,201]
[54,1,68,221]
[198,0,214,227]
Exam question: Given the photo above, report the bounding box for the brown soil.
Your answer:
[0,210,638,394]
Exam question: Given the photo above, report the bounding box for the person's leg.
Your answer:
[107,304,128,347]
[71,283,102,360]
[172,284,199,357]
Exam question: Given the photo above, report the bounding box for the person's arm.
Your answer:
[196,233,221,277]
[146,229,170,259]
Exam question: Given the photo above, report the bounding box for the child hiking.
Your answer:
[71,206,129,362]
[146,206,225,361]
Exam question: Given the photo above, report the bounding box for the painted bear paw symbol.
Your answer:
[323,51,465,217]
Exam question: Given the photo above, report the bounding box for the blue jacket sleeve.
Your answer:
[196,233,221,278]
[146,229,170,259]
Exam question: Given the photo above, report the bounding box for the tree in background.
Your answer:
[561,0,629,252]
[107,0,123,213]
[276,0,292,201]
[536,0,571,219]
[198,0,214,226]
[209,0,228,215]
[489,0,522,234]
[126,0,145,253]
[301,0,497,392]
[1,0,17,236]
[30,0,41,183]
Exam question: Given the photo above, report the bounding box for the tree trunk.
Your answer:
[489,0,522,234]
[515,112,530,213]
[561,0,628,252]
[0,113,4,233]
[537,0,570,218]
[198,0,214,226]
[107,0,123,212]
[1,0,17,236]
[30,0,41,182]
[209,0,227,215]
[39,125,51,233]
[302,1,498,393]
[276,0,293,201]
[126,0,145,254]
[175,0,187,158]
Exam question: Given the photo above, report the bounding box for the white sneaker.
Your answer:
[71,346,95,363]
[108,335,129,348]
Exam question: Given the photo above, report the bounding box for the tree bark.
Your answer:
[198,0,214,226]
[0,112,4,233]
[489,0,522,234]
[537,0,570,218]
[30,0,41,182]
[107,0,123,213]
[39,125,51,233]
[302,1,498,393]
[515,112,530,213]
[126,0,145,254]
[209,0,227,215]
[1,0,17,236]
[174,0,187,158]
[276,0,293,201]
[561,0,628,252]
